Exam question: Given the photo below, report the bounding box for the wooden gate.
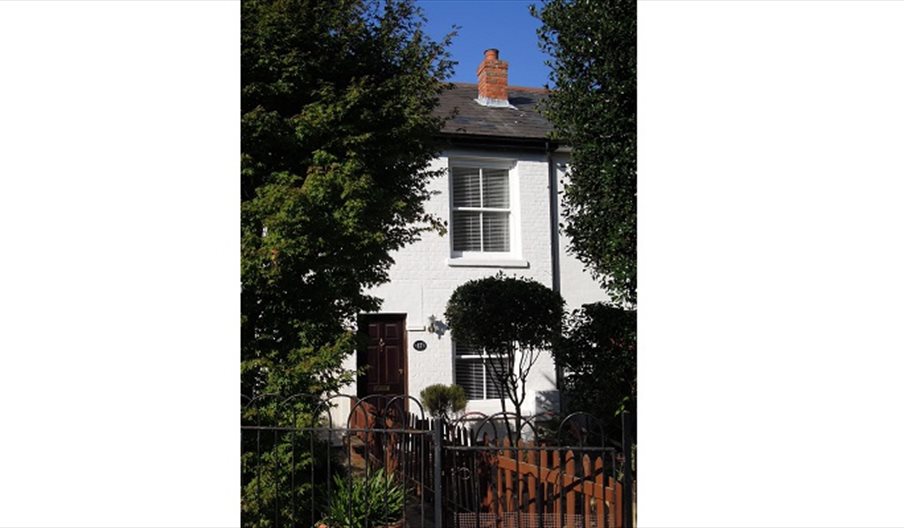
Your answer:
[442,416,633,528]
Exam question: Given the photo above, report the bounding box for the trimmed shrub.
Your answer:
[420,384,467,422]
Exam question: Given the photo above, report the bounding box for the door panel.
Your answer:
[357,314,406,397]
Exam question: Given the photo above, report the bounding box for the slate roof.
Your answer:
[436,82,553,140]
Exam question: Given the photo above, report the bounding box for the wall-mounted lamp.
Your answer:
[427,315,437,334]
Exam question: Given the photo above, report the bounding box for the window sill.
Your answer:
[446,257,529,269]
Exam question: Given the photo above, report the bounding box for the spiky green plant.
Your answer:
[322,468,406,528]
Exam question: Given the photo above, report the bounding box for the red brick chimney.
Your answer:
[477,48,512,107]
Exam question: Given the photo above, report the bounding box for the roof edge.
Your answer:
[436,132,568,152]
[449,81,550,95]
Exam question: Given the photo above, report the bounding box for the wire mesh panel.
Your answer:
[455,512,594,528]
[454,512,499,528]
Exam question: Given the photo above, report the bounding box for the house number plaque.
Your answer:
[413,340,427,351]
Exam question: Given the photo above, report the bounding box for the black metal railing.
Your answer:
[241,394,634,528]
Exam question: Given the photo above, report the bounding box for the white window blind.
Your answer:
[454,342,504,400]
[451,166,511,253]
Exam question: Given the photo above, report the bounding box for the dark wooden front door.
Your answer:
[357,314,406,397]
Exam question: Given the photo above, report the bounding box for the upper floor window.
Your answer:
[450,165,511,253]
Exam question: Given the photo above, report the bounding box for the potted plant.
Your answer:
[420,383,467,424]
[320,468,406,528]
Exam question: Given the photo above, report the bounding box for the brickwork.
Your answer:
[477,48,509,103]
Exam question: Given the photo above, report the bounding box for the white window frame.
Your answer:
[454,342,506,401]
[448,157,521,262]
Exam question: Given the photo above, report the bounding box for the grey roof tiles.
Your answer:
[436,82,553,140]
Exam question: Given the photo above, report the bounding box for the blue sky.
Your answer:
[417,0,551,88]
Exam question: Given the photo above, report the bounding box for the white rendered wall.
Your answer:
[555,155,611,311]
[341,148,606,417]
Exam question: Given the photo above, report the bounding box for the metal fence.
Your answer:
[241,394,634,528]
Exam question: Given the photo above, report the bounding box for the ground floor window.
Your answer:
[454,342,504,400]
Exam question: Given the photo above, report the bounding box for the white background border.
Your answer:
[2,0,904,526]
[0,1,238,526]
[640,1,904,526]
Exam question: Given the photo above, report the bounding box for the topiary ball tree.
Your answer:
[445,274,564,440]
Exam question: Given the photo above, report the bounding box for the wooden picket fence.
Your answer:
[340,398,632,528]
[444,425,628,528]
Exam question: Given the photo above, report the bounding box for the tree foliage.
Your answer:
[446,275,564,356]
[241,0,453,524]
[241,0,453,399]
[533,0,637,305]
[445,275,564,438]
[554,303,636,432]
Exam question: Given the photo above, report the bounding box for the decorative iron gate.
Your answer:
[241,394,634,528]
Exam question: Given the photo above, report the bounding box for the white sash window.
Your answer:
[454,342,504,400]
[450,163,512,255]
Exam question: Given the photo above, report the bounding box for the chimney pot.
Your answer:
[477,48,509,107]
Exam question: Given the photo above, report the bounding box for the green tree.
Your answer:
[241,0,453,524]
[554,303,636,433]
[445,275,564,441]
[242,0,453,398]
[533,0,637,306]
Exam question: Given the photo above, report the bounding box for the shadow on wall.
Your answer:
[427,315,448,338]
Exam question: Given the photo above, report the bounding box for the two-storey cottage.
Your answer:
[342,49,606,418]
